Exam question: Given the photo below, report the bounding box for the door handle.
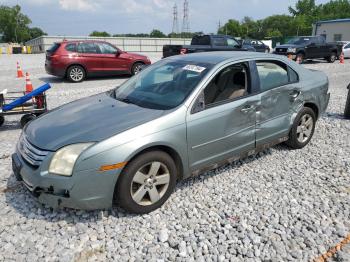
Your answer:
[289,90,301,99]
[241,105,255,113]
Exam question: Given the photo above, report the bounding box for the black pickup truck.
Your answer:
[274,36,343,63]
[163,34,255,58]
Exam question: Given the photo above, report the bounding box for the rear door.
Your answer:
[255,60,302,146]
[77,42,103,73]
[96,42,129,73]
[343,43,350,58]
[186,61,259,171]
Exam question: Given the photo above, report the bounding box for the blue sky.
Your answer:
[1,0,329,36]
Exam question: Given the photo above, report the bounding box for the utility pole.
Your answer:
[182,0,190,35]
[172,3,179,35]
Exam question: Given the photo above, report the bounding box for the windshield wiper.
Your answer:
[117,97,133,104]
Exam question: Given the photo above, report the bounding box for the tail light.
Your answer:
[180,48,187,55]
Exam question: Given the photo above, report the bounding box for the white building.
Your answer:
[313,18,350,42]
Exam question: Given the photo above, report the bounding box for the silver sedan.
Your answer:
[12,52,330,213]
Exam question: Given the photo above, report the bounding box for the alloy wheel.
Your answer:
[130,161,170,206]
[296,114,314,143]
[70,67,84,82]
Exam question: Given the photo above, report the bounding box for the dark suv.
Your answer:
[45,40,151,82]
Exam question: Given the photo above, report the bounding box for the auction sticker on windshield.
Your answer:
[183,65,206,73]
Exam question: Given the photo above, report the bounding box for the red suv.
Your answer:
[45,40,151,82]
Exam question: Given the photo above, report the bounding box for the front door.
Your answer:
[186,62,258,172]
[255,60,303,146]
[96,42,129,73]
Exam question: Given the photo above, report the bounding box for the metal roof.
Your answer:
[315,18,350,25]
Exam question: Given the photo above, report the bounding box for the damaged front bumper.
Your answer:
[12,148,119,210]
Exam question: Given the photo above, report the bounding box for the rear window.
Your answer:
[191,35,211,45]
[47,43,60,53]
[65,43,77,52]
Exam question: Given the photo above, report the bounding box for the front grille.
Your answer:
[18,135,49,167]
[276,48,287,53]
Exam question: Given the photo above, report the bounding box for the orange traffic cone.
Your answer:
[17,62,24,78]
[25,72,33,93]
[340,52,345,64]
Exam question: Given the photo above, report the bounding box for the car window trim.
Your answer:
[254,60,300,93]
[190,60,255,114]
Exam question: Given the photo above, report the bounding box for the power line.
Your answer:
[181,0,190,33]
[172,3,179,34]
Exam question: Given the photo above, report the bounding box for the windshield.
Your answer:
[287,37,312,45]
[113,60,213,110]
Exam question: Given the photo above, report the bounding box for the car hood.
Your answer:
[25,92,165,151]
[276,44,300,49]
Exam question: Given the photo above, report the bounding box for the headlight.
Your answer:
[49,143,94,176]
[287,48,297,53]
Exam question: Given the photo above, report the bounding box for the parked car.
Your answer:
[345,83,350,119]
[162,34,256,58]
[274,36,343,63]
[13,52,330,213]
[341,41,350,58]
[45,40,151,82]
[242,39,270,53]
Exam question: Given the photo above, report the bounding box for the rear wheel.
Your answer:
[67,65,86,82]
[115,151,177,214]
[344,85,350,119]
[285,107,316,149]
[131,62,144,76]
[20,114,36,128]
[327,52,337,63]
[0,116,4,127]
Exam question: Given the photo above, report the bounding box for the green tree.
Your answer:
[150,29,166,38]
[28,27,47,39]
[89,31,111,37]
[218,19,242,37]
[0,4,31,43]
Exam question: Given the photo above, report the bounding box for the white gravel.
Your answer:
[0,54,349,261]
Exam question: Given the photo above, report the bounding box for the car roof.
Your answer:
[167,51,287,65]
[58,40,111,44]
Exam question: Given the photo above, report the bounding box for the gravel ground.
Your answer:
[0,54,349,262]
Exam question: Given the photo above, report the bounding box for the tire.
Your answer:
[0,115,4,127]
[131,62,145,76]
[327,52,337,63]
[67,65,86,83]
[115,151,177,214]
[20,114,36,128]
[285,107,316,149]
[296,53,304,64]
[344,85,350,119]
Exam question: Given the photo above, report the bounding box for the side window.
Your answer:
[65,43,76,52]
[98,43,118,54]
[256,61,289,91]
[203,63,250,108]
[213,37,227,46]
[345,43,350,49]
[227,38,239,47]
[77,43,100,54]
[288,67,299,83]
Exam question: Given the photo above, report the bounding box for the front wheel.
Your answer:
[131,62,145,76]
[115,151,177,214]
[327,52,337,63]
[67,65,86,83]
[344,85,350,119]
[285,107,316,149]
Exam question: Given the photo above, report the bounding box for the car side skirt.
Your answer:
[191,136,289,177]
